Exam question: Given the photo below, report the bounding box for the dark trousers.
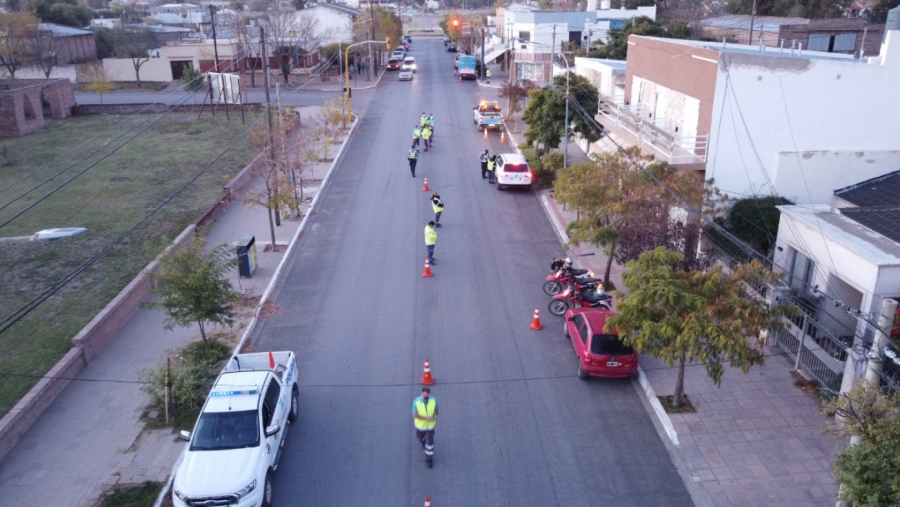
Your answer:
[481,161,488,178]
[409,159,417,176]
[413,137,420,148]
[426,244,435,263]
[416,429,435,461]
[488,170,494,183]
[434,211,442,224]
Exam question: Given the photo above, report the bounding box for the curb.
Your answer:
[151,114,361,507]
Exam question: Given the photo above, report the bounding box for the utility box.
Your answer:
[235,235,257,278]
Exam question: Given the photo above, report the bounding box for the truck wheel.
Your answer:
[288,386,299,423]
[262,471,274,507]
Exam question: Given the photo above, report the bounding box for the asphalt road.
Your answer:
[253,39,693,507]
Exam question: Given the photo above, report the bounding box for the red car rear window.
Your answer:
[590,334,633,355]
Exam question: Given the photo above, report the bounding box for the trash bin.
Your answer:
[235,235,257,278]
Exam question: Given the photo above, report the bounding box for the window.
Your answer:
[262,379,280,429]
[788,249,815,291]
[807,34,830,52]
[518,30,530,42]
[577,320,589,346]
[190,411,259,450]
[518,62,542,81]
[590,334,633,356]
[833,33,857,52]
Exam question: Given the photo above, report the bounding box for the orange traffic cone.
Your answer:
[483,129,488,140]
[268,351,276,368]
[422,178,430,191]
[422,258,433,278]
[421,359,435,385]
[500,131,506,143]
[424,497,432,507]
[529,306,543,330]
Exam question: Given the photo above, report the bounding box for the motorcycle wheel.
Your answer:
[543,280,562,295]
[548,299,570,316]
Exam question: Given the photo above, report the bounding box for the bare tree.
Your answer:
[0,12,39,79]
[31,28,58,78]
[221,11,262,88]
[245,119,302,249]
[261,8,324,85]
[109,27,155,88]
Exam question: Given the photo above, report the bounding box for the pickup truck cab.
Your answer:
[172,351,299,507]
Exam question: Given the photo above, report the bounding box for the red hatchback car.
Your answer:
[563,307,638,379]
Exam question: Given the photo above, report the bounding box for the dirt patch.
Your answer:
[259,300,281,321]
[263,244,288,253]
[792,370,824,404]
[658,394,696,414]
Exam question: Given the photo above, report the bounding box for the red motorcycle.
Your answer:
[543,257,591,295]
[548,285,613,316]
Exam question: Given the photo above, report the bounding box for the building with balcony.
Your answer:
[593,31,900,204]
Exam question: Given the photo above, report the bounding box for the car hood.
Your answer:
[175,447,258,497]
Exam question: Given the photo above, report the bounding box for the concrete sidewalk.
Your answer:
[534,139,841,507]
[0,108,338,507]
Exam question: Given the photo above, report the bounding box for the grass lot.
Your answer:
[0,112,261,417]
[97,481,163,507]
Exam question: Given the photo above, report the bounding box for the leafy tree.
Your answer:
[144,236,239,354]
[825,381,900,506]
[181,65,204,91]
[43,2,94,27]
[107,27,155,88]
[595,16,693,60]
[871,0,900,22]
[522,72,602,154]
[31,28,58,78]
[727,196,792,255]
[724,0,844,18]
[0,12,38,78]
[607,247,790,408]
[83,62,113,102]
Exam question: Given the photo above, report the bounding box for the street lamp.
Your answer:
[0,227,87,243]
[514,37,572,168]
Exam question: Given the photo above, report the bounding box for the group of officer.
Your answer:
[408,113,435,177]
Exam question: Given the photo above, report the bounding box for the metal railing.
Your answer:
[597,99,708,166]
[771,312,850,388]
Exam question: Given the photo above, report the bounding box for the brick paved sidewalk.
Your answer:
[534,142,842,507]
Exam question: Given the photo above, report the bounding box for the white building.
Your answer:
[306,3,359,44]
[593,31,900,205]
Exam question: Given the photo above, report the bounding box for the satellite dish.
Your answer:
[33,227,87,243]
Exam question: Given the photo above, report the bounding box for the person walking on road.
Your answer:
[424,221,437,265]
[480,149,490,179]
[408,146,419,177]
[420,112,428,128]
[427,113,435,136]
[422,126,432,151]
[412,125,421,148]
[431,192,444,227]
[412,388,438,468]
[487,155,496,184]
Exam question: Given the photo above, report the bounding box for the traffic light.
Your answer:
[386,37,391,47]
[451,19,460,28]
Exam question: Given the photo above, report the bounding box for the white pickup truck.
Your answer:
[172,351,299,507]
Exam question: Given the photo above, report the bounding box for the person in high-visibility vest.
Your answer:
[408,146,419,177]
[485,67,491,83]
[486,155,496,184]
[420,112,428,127]
[422,126,432,150]
[412,388,438,468]
[427,113,435,136]
[424,221,437,265]
[412,125,421,148]
[431,192,444,227]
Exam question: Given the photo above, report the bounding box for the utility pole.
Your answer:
[210,5,220,72]
[748,0,758,46]
[260,26,279,227]
[864,298,899,384]
[481,27,485,80]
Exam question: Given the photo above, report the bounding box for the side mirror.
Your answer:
[179,430,191,441]
[265,424,281,437]
[566,317,575,322]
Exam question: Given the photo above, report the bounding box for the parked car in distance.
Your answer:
[563,308,638,379]
[394,46,406,56]
[447,42,458,52]
[402,56,417,73]
[399,69,414,81]
[494,153,533,189]
[443,34,451,43]
[387,58,401,70]
[402,35,412,43]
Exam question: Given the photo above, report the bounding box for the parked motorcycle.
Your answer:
[548,285,613,316]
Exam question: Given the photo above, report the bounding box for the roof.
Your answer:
[320,2,360,16]
[633,36,860,63]
[38,23,94,37]
[205,370,270,413]
[779,205,900,266]
[700,14,809,33]
[834,170,900,207]
[840,207,900,245]
[575,57,627,70]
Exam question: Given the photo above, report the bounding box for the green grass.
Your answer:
[98,481,163,507]
[0,112,261,417]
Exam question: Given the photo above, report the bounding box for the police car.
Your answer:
[172,352,300,507]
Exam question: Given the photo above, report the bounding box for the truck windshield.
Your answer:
[191,410,259,451]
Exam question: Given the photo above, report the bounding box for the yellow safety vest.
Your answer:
[413,128,421,138]
[414,398,436,430]
[422,128,432,140]
[487,160,495,172]
[432,198,443,213]
[424,226,437,246]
